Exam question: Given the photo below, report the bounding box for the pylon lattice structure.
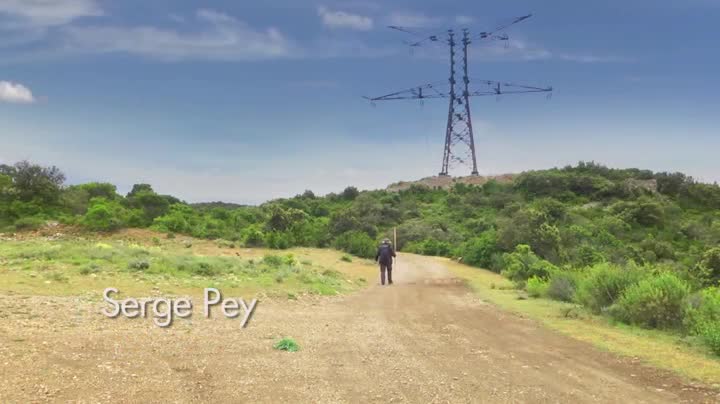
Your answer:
[366,14,553,176]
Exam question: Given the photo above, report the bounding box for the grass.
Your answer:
[440,257,720,386]
[0,229,377,299]
[273,337,300,352]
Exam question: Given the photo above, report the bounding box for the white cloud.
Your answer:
[455,15,474,25]
[0,80,35,103]
[387,12,441,28]
[59,9,293,61]
[317,6,373,30]
[0,0,102,27]
[558,53,632,63]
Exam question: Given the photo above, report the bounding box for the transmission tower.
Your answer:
[366,14,552,176]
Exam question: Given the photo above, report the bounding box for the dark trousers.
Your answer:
[380,262,393,285]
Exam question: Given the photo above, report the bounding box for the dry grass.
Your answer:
[0,229,377,300]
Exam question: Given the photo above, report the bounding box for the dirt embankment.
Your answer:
[386,174,516,192]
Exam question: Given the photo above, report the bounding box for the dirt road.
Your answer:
[1,254,718,403]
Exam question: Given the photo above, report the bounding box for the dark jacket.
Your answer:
[375,243,396,265]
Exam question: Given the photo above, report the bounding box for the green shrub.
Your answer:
[460,230,497,268]
[684,287,720,335]
[83,198,125,231]
[79,263,101,275]
[14,216,45,230]
[526,276,548,298]
[176,260,219,276]
[502,244,558,283]
[242,226,265,247]
[333,231,376,259]
[547,272,577,302]
[698,321,720,355]
[340,254,353,263]
[610,272,690,329]
[265,231,292,249]
[696,248,720,287]
[262,254,283,267]
[127,259,150,271]
[282,254,297,266]
[575,263,645,314]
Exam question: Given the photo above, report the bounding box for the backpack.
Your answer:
[378,244,393,263]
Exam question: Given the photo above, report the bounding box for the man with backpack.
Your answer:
[375,238,396,285]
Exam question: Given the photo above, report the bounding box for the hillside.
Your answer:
[1,160,720,358]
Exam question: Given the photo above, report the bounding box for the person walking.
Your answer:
[375,238,396,285]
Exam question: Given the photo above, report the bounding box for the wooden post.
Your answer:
[393,227,397,262]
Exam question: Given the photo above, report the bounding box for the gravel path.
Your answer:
[1,254,718,403]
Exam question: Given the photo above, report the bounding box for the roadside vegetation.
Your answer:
[1,160,719,355]
[0,234,372,297]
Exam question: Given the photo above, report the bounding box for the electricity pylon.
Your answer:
[366,14,552,176]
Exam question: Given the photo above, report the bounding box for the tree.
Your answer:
[341,186,360,200]
[698,248,720,287]
[127,184,154,198]
[125,184,171,226]
[9,160,65,204]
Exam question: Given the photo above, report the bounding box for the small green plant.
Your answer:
[45,271,68,283]
[127,259,150,271]
[216,239,235,249]
[340,254,353,263]
[166,232,176,239]
[273,337,299,352]
[698,321,720,355]
[79,263,101,275]
[526,276,548,298]
[322,269,342,278]
[262,254,283,267]
[151,237,161,246]
[283,254,297,266]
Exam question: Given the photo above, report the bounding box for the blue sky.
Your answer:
[1,0,718,204]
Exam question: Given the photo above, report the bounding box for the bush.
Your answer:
[340,255,353,262]
[265,231,291,249]
[575,263,645,314]
[502,244,558,284]
[334,231,376,259]
[83,198,125,231]
[610,272,690,329]
[547,272,577,302]
[684,287,720,335]
[526,276,548,298]
[127,259,150,271]
[460,231,497,268]
[699,321,720,355]
[242,226,265,247]
[14,216,45,230]
[262,254,284,267]
[696,248,720,287]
